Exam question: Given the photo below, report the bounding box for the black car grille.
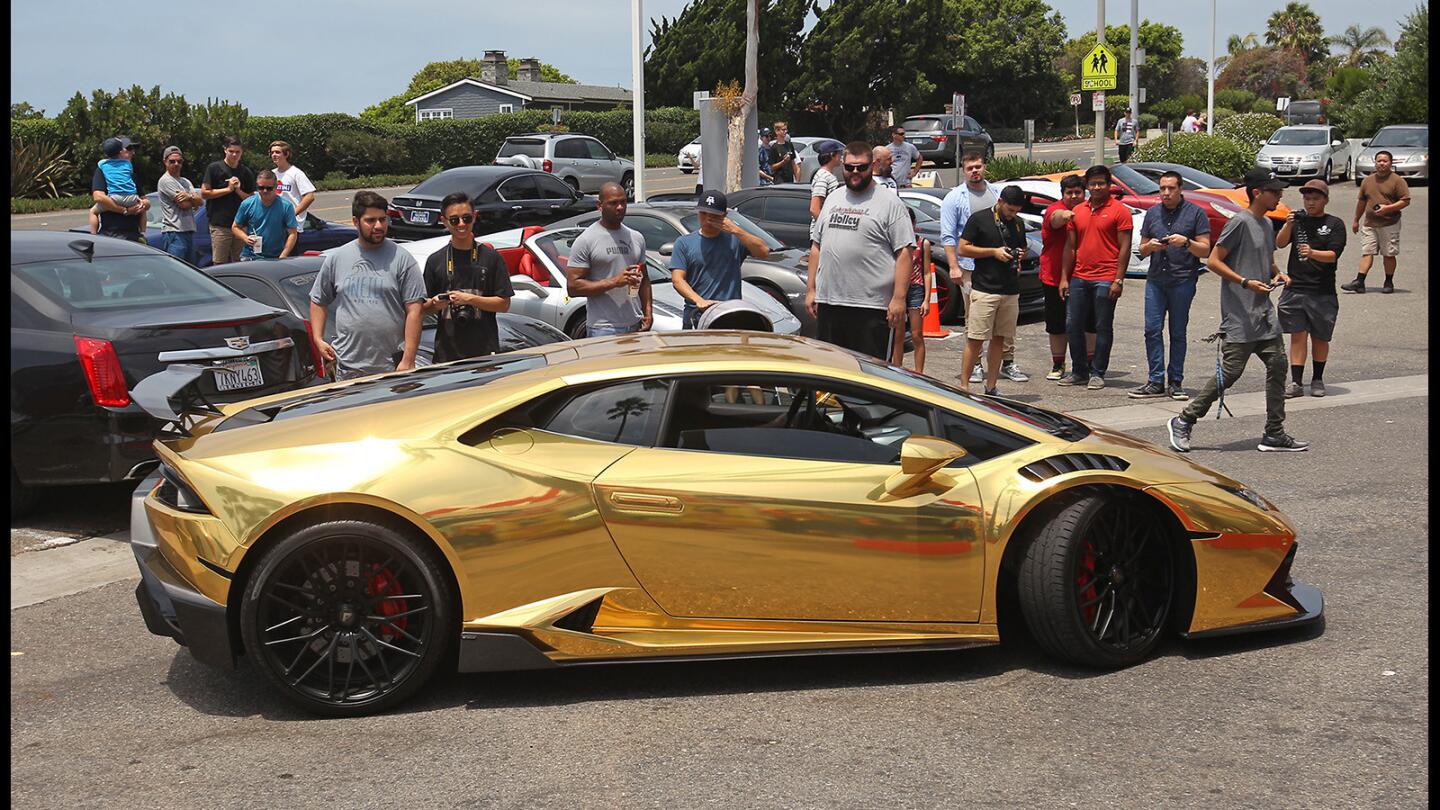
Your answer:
[1019,453,1130,482]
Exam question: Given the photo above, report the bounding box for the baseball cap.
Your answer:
[814,138,845,158]
[759,127,772,137]
[1299,178,1329,198]
[102,135,135,158]
[162,145,183,161]
[696,189,727,215]
[1242,167,1287,192]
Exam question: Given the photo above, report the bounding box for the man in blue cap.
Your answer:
[670,189,770,328]
[808,139,845,220]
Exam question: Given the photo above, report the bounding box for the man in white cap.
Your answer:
[669,189,770,328]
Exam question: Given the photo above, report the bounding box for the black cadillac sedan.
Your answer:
[10,232,320,516]
[387,166,597,241]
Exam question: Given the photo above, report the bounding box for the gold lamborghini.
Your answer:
[131,332,1322,716]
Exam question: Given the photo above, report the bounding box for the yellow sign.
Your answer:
[1081,43,1118,91]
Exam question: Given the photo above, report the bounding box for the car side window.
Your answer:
[623,215,683,251]
[498,176,542,202]
[555,139,588,159]
[543,379,670,446]
[736,198,766,220]
[584,139,614,161]
[216,275,287,310]
[964,117,981,132]
[935,410,1033,465]
[765,194,812,226]
[534,174,577,200]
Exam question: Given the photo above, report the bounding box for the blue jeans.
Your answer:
[588,322,641,337]
[1143,277,1198,385]
[1067,278,1117,378]
[159,231,195,264]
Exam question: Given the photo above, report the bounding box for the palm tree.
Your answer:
[1265,2,1329,64]
[1218,32,1260,71]
[1328,24,1392,67]
[605,397,652,442]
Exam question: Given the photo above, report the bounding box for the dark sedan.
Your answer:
[203,257,570,371]
[10,232,320,516]
[388,166,597,241]
[726,183,1043,324]
[67,192,358,267]
[900,113,995,167]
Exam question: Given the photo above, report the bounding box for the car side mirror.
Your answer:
[510,275,544,295]
[659,242,674,256]
[1332,140,1343,147]
[883,436,968,498]
[1362,140,1371,147]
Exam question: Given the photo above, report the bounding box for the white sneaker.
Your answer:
[969,364,985,383]
[1000,361,1030,382]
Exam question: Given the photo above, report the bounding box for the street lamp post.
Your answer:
[631,0,646,202]
[1207,0,1215,133]
[1095,0,1105,166]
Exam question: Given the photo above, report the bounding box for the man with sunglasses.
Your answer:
[421,193,513,361]
[230,169,297,260]
[805,141,915,359]
[155,146,202,263]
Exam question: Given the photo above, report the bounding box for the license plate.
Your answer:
[407,210,432,224]
[908,136,927,143]
[213,357,264,392]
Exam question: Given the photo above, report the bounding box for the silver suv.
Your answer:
[495,133,636,199]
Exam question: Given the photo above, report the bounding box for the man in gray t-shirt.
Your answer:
[156,146,200,264]
[566,182,652,337]
[805,142,915,359]
[886,126,924,188]
[310,191,427,379]
[1169,169,1310,454]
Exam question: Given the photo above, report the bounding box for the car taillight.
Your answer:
[387,207,402,219]
[302,250,322,256]
[74,336,130,407]
[933,135,948,143]
[302,320,328,380]
[542,159,553,173]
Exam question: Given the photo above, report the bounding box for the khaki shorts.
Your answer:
[1359,222,1401,257]
[965,291,1019,341]
[209,223,243,264]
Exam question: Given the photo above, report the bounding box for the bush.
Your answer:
[1132,133,1252,180]
[1213,112,1283,154]
[1214,88,1258,113]
[984,155,1079,180]
[325,131,410,177]
[1137,113,1158,130]
[11,193,93,214]
[11,139,77,198]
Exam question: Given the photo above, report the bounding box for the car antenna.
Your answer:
[67,239,96,263]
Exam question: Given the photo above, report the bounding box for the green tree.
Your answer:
[1328,24,1393,67]
[361,57,577,125]
[1217,32,1260,72]
[1056,21,1186,113]
[1217,45,1311,98]
[1333,4,1427,136]
[1170,57,1209,99]
[1265,2,1330,65]
[644,0,813,110]
[931,0,1069,128]
[11,102,45,120]
[787,0,940,136]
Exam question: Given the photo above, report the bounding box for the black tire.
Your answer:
[1354,176,1362,187]
[11,464,37,521]
[1339,159,1350,181]
[750,280,789,309]
[564,175,580,192]
[680,168,693,175]
[621,173,635,201]
[985,142,995,160]
[239,519,455,717]
[1323,161,1332,182]
[565,313,588,340]
[1017,490,1175,668]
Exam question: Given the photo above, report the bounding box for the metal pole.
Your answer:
[631,0,646,201]
[1095,0,1106,165]
[1207,0,1215,133]
[1129,0,1139,123]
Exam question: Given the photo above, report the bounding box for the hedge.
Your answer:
[1131,133,1253,181]
[1213,112,1283,155]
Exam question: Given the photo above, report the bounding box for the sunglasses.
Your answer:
[165,158,183,164]
[842,162,871,173]
[446,213,475,225]
[256,185,277,191]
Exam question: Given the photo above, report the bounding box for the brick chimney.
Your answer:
[517,58,543,83]
[480,50,508,86]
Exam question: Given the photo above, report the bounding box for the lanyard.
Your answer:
[446,243,479,284]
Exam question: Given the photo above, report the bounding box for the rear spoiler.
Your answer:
[130,365,224,437]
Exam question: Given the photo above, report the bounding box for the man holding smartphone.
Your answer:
[1168,168,1309,454]
[422,192,513,362]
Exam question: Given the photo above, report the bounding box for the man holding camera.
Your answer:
[422,192,513,362]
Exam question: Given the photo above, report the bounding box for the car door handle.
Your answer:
[608,492,685,513]
[510,205,524,210]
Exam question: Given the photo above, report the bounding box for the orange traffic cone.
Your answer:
[922,265,951,338]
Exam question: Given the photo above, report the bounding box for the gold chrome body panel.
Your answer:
[141,332,1318,667]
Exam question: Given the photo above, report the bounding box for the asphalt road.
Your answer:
[9,185,1427,807]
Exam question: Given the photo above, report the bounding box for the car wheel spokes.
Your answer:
[1075,501,1173,654]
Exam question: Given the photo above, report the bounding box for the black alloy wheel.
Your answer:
[240,520,454,716]
[566,312,589,340]
[1018,490,1176,668]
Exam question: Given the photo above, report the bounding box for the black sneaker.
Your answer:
[1168,383,1189,401]
[1128,381,1167,398]
[1310,379,1326,397]
[1382,277,1395,293]
[984,386,999,396]
[1055,373,1085,386]
[1167,416,1193,453]
[1285,381,1304,399]
[1258,432,1311,452]
[1341,278,1366,293]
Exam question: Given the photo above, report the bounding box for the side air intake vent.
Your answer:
[1019,453,1130,482]
[552,597,605,633]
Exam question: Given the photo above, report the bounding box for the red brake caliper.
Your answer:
[1076,541,1099,625]
[368,566,408,642]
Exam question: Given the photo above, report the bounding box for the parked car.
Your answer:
[1256,125,1351,183]
[677,136,700,174]
[726,184,1042,324]
[1125,162,1292,226]
[546,200,817,334]
[900,114,995,167]
[1030,164,1248,244]
[1282,99,1326,125]
[1354,125,1428,186]
[494,133,637,198]
[203,257,569,372]
[395,225,801,340]
[9,231,320,516]
[387,166,596,241]
[66,192,359,267]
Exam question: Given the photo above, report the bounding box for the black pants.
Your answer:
[1118,143,1135,162]
[816,303,890,359]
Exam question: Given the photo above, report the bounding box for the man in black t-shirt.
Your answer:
[957,185,1028,394]
[1276,178,1346,398]
[422,192,514,362]
[201,136,257,264]
[769,121,797,184]
[90,134,148,241]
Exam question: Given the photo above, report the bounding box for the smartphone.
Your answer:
[436,293,451,302]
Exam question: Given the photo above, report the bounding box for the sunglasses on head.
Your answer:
[256,185,277,191]
[446,213,475,225]
[842,162,871,173]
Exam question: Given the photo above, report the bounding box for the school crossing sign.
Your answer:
[1081,42,1118,91]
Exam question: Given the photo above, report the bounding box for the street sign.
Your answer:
[1081,43,1118,91]
[1092,91,1107,112]
[952,92,966,123]
[1276,97,1291,111]
[1070,93,1082,106]
[1137,87,1147,104]
[552,107,562,125]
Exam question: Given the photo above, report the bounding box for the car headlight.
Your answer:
[1409,153,1427,163]
[1305,153,1323,161]
[1256,154,1271,164]
[1213,202,1239,220]
[1216,483,1270,511]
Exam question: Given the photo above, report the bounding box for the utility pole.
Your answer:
[630,0,646,201]
[1095,0,1105,166]
[1129,0,1139,123]
[1207,0,1215,133]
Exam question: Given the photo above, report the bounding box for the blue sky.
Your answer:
[10,0,1414,117]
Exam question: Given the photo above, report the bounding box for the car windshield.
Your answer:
[1370,128,1428,148]
[1269,129,1328,146]
[903,119,943,132]
[1176,167,1235,189]
[858,361,1090,440]
[678,210,785,251]
[14,254,242,312]
[498,140,546,158]
[1109,165,1160,195]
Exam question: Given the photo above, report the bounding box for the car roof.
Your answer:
[1275,124,1330,130]
[10,230,162,265]
[1376,124,1427,130]
[205,256,326,279]
[425,165,537,181]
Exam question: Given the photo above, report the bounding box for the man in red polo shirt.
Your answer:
[1057,165,1133,389]
[1038,174,1095,380]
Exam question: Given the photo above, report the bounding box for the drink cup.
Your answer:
[252,234,263,255]
[627,265,641,297]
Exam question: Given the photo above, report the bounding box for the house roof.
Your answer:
[406,78,631,107]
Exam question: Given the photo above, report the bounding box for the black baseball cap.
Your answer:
[102,135,135,158]
[696,189,727,215]
[1242,167,1287,192]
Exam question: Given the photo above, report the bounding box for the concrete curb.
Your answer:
[11,532,136,610]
